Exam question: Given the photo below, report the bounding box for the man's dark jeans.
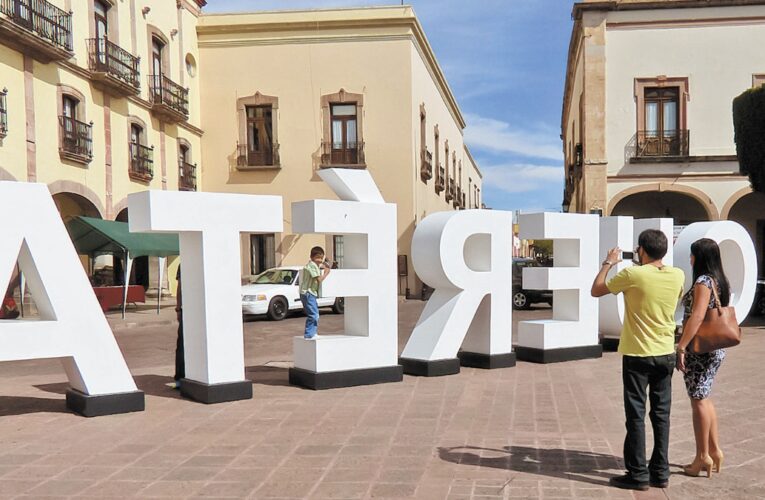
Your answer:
[622,354,675,483]
[174,318,185,382]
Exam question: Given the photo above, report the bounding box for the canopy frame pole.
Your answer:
[122,251,133,320]
[157,256,166,315]
[19,269,25,318]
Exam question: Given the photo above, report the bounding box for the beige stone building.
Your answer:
[562,0,765,273]
[0,0,205,288]
[197,6,482,296]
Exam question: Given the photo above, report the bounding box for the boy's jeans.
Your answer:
[300,293,319,339]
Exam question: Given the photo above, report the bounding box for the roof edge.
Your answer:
[573,0,765,20]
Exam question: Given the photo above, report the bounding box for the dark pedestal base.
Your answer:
[458,351,517,369]
[398,357,461,377]
[180,378,252,404]
[601,337,620,352]
[515,344,603,364]
[289,365,403,390]
[65,389,145,417]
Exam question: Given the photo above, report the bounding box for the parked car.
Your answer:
[512,258,553,310]
[241,267,344,321]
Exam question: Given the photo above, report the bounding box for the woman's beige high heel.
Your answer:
[683,456,714,478]
[710,451,724,473]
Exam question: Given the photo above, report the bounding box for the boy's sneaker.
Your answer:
[609,474,649,491]
[304,334,319,340]
[167,380,181,390]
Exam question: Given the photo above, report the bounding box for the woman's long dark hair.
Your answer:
[690,238,731,306]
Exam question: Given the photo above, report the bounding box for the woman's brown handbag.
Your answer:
[688,279,741,353]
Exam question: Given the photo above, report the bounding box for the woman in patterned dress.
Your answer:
[676,238,729,478]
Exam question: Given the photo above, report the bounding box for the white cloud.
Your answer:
[481,163,563,194]
[465,114,562,161]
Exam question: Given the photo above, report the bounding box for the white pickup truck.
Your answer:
[241,266,344,320]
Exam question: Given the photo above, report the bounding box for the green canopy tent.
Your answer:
[65,216,180,318]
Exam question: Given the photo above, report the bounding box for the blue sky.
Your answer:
[203,0,573,212]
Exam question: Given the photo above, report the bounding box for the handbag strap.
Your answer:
[708,277,723,314]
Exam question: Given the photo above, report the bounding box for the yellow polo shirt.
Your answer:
[607,265,685,357]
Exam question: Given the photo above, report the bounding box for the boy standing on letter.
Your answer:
[300,246,331,339]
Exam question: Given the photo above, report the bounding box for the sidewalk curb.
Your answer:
[109,319,175,331]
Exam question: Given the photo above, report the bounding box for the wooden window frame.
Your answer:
[320,89,365,168]
[634,76,689,134]
[236,92,279,169]
[89,0,118,43]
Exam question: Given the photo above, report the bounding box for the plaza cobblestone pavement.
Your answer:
[0,300,764,499]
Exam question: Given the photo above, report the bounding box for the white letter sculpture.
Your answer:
[0,182,143,416]
[517,213,602,363]
[128,191,283,403]
[289,169,402,389]
[599,218,674,349]
[399,210,515,376]
[674,221,757,324]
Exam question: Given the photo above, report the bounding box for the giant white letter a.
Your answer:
[0,182,143,417]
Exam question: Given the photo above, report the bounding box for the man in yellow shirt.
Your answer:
[591,229,684,491]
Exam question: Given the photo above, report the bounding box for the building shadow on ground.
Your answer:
[0,395,69,416]
[438,445,622,487]
[246,365,293,388]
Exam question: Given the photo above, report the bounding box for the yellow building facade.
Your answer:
[1,3,481,297]
[0,0,204,288]
[197,6,482,296]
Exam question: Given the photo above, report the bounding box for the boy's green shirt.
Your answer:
[300,261,322,297]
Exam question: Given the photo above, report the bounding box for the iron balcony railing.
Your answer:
[0,88,7,137]
[58,116,92,160]
[0,0,72,51]
[179,160,196,191]
[454,186,463,209]
[321,141,365,167]
[236,142,280,168]
[445,177,455,202]
[420,148,433,181]
[87,38,140,90]
[435,164,445,193]
[635,130,690,158]
[148,74,188,117]
[129,142,153,180]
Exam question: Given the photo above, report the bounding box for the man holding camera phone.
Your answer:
[591,230,685,491]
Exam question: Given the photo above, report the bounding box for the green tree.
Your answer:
[733,85,765,192]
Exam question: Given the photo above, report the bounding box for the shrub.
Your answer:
[733,86,765,192]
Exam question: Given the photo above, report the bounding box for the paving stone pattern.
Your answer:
[0,301,763,499]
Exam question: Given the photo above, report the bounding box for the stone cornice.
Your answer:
[573,0,765,20]
[197,8,466,129]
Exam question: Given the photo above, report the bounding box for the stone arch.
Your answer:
[48,180,105,219]
[721,186,754,220]
[608,183,719,221]
[112,197,128,220]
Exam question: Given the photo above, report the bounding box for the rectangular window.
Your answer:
[330,103,358,164]
[245,105,274,166]
[754,74,765,88]
[333,235,344,269]
[250,234,276,275]
[640,87,684,157]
